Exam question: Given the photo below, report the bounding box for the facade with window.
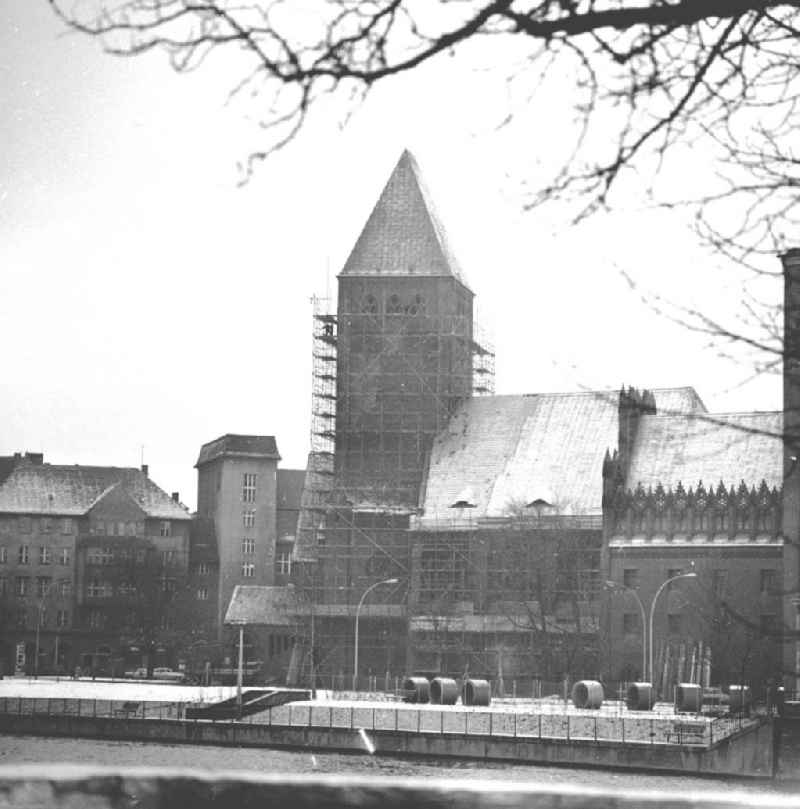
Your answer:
[194,434,282,640]
[0,453,189,676]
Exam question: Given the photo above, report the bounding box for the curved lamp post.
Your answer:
[605,580,647,681]
[648,571,697,688]
[353,577,399,692]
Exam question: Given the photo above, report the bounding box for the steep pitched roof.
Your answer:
[339,150,468,286]
[626,411,783,491]
[0,463,190,519]
[195,434,281,467]
[420,387,706,522]
[225,585,298,626]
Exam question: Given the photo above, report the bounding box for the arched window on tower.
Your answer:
[362,294,378,315]
[406,294,425,316]
[386,294,403,315]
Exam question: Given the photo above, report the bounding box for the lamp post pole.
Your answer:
[353,578,399,692]
[606,580,647,681]
[236,625,244,715]
[34,582,55,680]
[648,572,697,689]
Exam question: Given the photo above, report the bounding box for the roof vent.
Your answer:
[141,464,148,477]
[171,492,179,503]
[450,487,477,509]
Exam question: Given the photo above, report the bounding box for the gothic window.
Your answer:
[406,294,425,316]
[386,294,403,315]
[362,294,378,315]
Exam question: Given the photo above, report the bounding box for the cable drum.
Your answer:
[675,683,703,713]
[626,682,655,711]
[462,678,491,707]
[402,676,430,704]
[571,680,604,709]
[430,677,459,705]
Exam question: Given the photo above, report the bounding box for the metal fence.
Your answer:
[0,697,183,720]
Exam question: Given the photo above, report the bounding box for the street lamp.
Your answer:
[648,571,697,689]
[34,581,56,680]
[605,580,647,681]
[353,577,399,692]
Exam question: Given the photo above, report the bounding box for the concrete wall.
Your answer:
[0,712,775,779]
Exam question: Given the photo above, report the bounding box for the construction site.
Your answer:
[286,151,603,688]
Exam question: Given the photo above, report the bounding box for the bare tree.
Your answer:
[48,1,800,262]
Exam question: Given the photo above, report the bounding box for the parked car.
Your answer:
[124,667,148,679]
[152,667,186,682]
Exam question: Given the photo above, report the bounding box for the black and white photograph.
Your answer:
[3,2,800,807]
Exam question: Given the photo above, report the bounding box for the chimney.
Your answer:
[141,464,149,477]
[171,492,180,503]
[24,452,43,465]
[617,386,655,479]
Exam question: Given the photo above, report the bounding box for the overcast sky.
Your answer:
[1,2,782,511]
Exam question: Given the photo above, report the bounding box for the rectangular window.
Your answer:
[161,550,175,566]
[712,569,728,597]
[161,578,176,594]
[196,587,209,601]
[197,562,210,576]
[0,546,6,564]
[61,518,72,535]
[15,576,29,596]
[0,577,6,595]
[59,580,72,598]
[39,607,47,628]
[36,576,52,598]
[87,580,112,598]
[42,517,52,533]
[622,568,639,589]
[242,473,257,503]
[16,608,26,628]
[276,552,292,576]
[59,548,71,566]
[622,613,638,635]
[18,545,29,565]
[88,610,103,629]
[760,569,777,595]
[19,517,31,534]
[242,563,255,578]
[243,509,256,528]
[39,546,51,565]
[160,521,171,537]
[56,610,69,628]
[136,549,147,564]
[241,538,255,555]
[667,613,684,635]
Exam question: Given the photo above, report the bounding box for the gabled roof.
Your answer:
[339,150,469,286]
[0,463,190,519]
[626,411,783,492]
[225,585,298,626]
[196,434,281,467]
[420,387,706,523]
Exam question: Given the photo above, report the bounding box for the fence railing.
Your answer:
[0,697,758,748]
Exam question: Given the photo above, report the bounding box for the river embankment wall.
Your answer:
[0,712,775,778]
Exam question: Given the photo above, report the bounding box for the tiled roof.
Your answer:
[420,387,706,523]
[0,463,190,519]
[224,585,299,626]
[339,150,469,286]
[195,434,280,467]
[626,411,783,491]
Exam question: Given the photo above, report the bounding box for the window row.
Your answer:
[83,610,173,631]
[0,517,73,535]
[2,545,71,566]
[620,567,779,595]
[360,293,427,317]
[12,608,70,628]
[3,576,71,597]
[86,577,176,598]
[85,547,178,566]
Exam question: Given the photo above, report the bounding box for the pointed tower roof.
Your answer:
[339,150,469,286]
